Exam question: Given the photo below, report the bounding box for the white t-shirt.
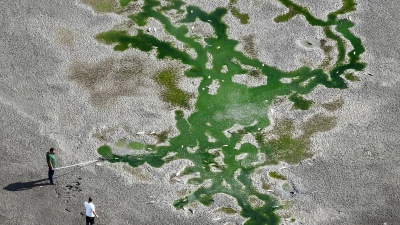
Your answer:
[84,201,95,217]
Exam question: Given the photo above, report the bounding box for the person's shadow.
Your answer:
[3,179,50,191]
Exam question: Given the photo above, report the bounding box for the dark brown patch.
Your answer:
[320,39,334,69]
[92,126,116,142]
[123,165,150,181]
[68,57,154,108]
[57,28,74,47]
[243,35,257,58]
[321,97,344,111]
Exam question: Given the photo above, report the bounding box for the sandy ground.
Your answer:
[0,0,399,224]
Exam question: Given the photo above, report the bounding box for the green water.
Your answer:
[93,0,365,224]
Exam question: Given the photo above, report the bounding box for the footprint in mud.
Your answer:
[66,180,82,192]
[56,178,83,202]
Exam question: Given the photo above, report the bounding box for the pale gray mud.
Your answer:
[1,0,400,225]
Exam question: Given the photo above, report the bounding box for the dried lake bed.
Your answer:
[0,0,399,224]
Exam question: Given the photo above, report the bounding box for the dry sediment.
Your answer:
[0,0,399,224]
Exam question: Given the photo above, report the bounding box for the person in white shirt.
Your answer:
[84,197,99,225]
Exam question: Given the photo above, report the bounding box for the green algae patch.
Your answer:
[345,73,360,82]
[115,139,127,147]
[98,145,114,160]
[153,130,169,143]
[181,166,196,176]
[269,171,287,180]
[328,0,356,20]
[274,8,299,23]
[289,93,313,110]
[155,69,192,109]
[215,207,237,214]
[230,7,249,24]
[228,0,249,24]
[258,115,337,164]
[163,155,179,163]
[197,193,214,206]
[127,141,145,150]
[173,197,189,209]
[264,134,311,164]
[119,0,137,7]
[90,0,366,224]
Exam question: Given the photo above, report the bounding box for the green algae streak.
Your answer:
[94,0,365,224]
[229,0,249,24]
[269,171,287,180]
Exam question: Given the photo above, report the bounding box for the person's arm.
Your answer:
[48,161,54,170]
[93,210,98,218]
[46,154,53,170]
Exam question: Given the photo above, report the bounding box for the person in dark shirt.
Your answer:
[46,148,56,185]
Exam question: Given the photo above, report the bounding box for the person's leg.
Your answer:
[48,167,51,184]
[48,168,54,184]
[86,216,90,225]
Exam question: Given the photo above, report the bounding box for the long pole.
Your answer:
[55,160,99,170]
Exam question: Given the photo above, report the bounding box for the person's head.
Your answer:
[50,148,56,154]
[88,197,93,203]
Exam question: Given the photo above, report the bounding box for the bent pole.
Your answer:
[55,160,99,170]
